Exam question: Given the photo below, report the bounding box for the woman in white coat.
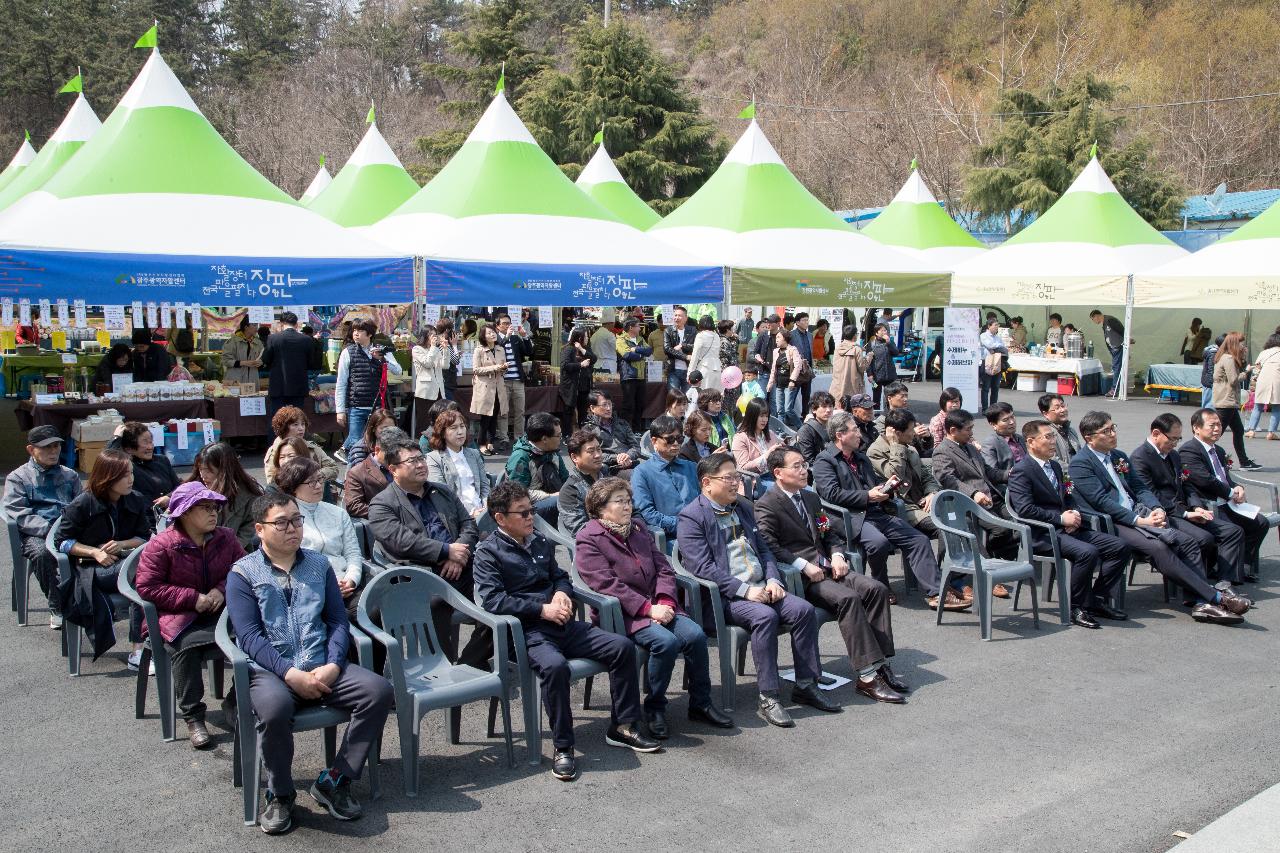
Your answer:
[1246,331,1280,439]
[220,315,263,386]
[409,327,447,436]
[688,314,722,391]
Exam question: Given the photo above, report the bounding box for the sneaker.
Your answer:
[1241,461,1264,471]
[260,791,294,834]
[126,649,156,676]
[309,773,363,821]
[49,612,63,630]
[334,448,348,464]
[551,748,579,782]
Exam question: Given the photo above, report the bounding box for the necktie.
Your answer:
[792,492,810,526]
[1208,447,1228,483]
[1042,461,1058,489]
[1104,456,1133,511]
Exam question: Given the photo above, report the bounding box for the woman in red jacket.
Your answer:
[573,477,732,739]
[136,481,247,749]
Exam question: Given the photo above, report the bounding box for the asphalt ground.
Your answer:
[3,386,1278,852]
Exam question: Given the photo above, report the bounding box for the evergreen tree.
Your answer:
[965,74,1185,231]
[517,15,724,213]
[217,0,306,85]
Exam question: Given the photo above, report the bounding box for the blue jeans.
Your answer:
[343,406,372,454]
[1202,386,1212,407]
[1246,404,1280,433]
[534,495,558,527]
[631,614,712,713]
[780,385,802,428]
[667,368,688,394]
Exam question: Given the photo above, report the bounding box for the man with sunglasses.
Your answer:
[632,415,699,542]
[368,435,490,668]
[474,482,660,782]
[226,493,394,834]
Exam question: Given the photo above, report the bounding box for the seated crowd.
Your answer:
[3,377,1268,833]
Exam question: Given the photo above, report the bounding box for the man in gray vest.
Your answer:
[336,319,402,457]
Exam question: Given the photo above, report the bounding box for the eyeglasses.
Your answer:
[262,515,305,531]
[708,473,743,483]
[607,495,633,506]
[655,434,681,444]
[781,462,809,471]
[1087,425,1117,436]
[302,475,325,488]
[498,508,535,519]
[394,454,427,467]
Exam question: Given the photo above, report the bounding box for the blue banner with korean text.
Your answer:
[423,259,724,306]
[0,247,415,306]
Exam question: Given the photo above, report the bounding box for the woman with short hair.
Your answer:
[573,477,731,738]
[221,315,263,385]
[681,411,718,462]
[263,405,340,483]
[929,388,964,446]
[114,421,180,509]
[471,323,507,456]
[425,409,489,520]
[275,457,364,617]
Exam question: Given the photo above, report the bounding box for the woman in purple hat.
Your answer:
[136,481,247,749]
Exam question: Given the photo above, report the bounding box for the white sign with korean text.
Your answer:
[103,306,127,331]
[239,396,267,416]
[74,300,87,328]
[57,299,69,326]
[943,307,981,412]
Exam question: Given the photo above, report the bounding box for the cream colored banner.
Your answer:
[950,274,1127,307]
[1134,275,1280,309]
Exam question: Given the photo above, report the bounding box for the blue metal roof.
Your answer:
[1180,188,1280,222]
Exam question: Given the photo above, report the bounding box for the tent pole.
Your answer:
[919,310,929,382]
[1119,274,1134,403]
[411,257,423,439]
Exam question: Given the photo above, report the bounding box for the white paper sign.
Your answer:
[160,302,172,328]
[460,351,474,371]
[507,305,522,321]
[173,302,185,328]
[239,396,267,416]
[111,373,133,395]
[189,304,201,329]
[19,299,31,325]
[943,307,981,412]
[1,298,11,325]
[202,421,216,446]
[73,300,87,328]
[38,299,51,323]
[147,423,166,451]
[103,306,127,331]
[60,353,77,364]
[247,305,274,324]
[176,422,189,450]
[131,301,144,325]
[423,304,441,326]
[646,361,664,382]
[285,305,308,321]
[56,299,69,326]
[657,304,674,321]
[538,306,553,327]
[34,393,61,405]
[145,303,158,328]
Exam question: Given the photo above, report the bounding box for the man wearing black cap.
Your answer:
[3,426,82,627]
[846,394,880,448]
[130,328,173,382]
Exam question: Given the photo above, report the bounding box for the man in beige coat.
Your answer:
[866,407,941,535]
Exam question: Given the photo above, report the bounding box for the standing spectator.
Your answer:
[3,426,81,627]
[188,442,263,549]
[263,406,341,484]
[615,318,652,432]
[717,320,743,413]
[226,493,393,833]
[1201,334,1222,408]
[261,311,321,423]
[867,323,899,409]
[811,318,830,363]
[768,329,805,429]
[135,481,246,748]
[647,316,667,375]
[1212,331,1262,470]
[1090,309,1128,397]
[1181,318,1210,366]
[505,413,568,523]
[494,313,533,451]
[435,319,461,401]
[425,411,489,522]
[1245,332,1280,439]
[470,324,506,456]
[343,426,404,520]
[590,318,618,375]
[473,482,659,781]
[735,307,755,363]
[335,319,402,457]
[748,313,780,379]
[929,388,964,446]
[688,314,722,392]
[112,421,179,509]
[558,327,597,436]
[276,458,364,620]
[791,312,814,414]
[559,430,609,537]
[632,415,699,542]
[409,327,446,434]
[221,315,264,386]
[979,317,1007,412]
[53,449,153,667]
[662,305,697,392]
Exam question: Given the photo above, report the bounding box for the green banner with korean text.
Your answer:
[729,267,950,308]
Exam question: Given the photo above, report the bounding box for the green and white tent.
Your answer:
[0,94,100,212]
[574,145,659,230]
[861,166,985,268]
[0,50,412,305]
[951,156,1186,307]
[307,121,419,228]
[0,136,37,194]
[1138,197,1280,308]
[299,163,331,204]
[649,120,947,307]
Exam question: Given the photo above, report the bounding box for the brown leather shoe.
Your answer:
[992,583,1011,599]
[878,664,909,693]
[960,585,975,602]
[927,592,971,612]
[1218,591,1253,616]
[188,720,213,749]
[1192,602,1244,625]
[887,592,899,606]
[855,673,906,704]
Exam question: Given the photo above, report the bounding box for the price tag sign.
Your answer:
[56,299,69,326]
[19,299,31,325]
[160,302,172,328]
[247,305,274,324]
[176,421,189,450]
[1,298,11,325]
[111,373,132,395]
[424,304,441,325]
[148,423,166,451]
[60,353,77,364]
[146,302,158,328]
[507,305,522,321]
[646,361,664,382]
[460,351,474,370]
[538,306,553,327]
[285,305,308,321]
[73,300,87,328]
[103,306,127,331]
[202,421,216,446]
[34,393,61,405]
[131,301,144,325]
[38,298,51,322]
[189,304,202,329]
[239,396,267,416]
[657,304,673,321]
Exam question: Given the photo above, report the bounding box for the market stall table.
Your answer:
[2,350,223,395]
[16,399,209,435]
[210,395,339,438]
[1145,363,1203,394]
[1006,354,1104,396]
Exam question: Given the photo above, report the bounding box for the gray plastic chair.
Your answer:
[929,490,1039,640]
[118,553,224,741]
[45,527,136,676]
[6,511,39,624]
[215,608,379,827]
[351,517,374,561]
[1006,506,1073,626]
[534,515,575,559]
[357,567,515,796]
[1228,474,1280,574]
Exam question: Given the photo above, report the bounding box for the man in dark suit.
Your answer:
[676,453,839,727]
[1067,411,1250,625]
[261,311,321,423]
[367,434,492,667]
[793,392,835,464]
[1007,418,1130,629]
[791,312,814,414]
[811,412,968,611]
[931,409,1018,561]
[756,447,906,704]
[1179,407,1269,584]
[1130,413,1241,583]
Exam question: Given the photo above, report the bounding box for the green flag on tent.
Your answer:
[24,129,29,141]
[1089,141,1098,158]
[135,24,157,48]
[494,70,505,95]
[318,155,325,167]
[738,100,755,120]
[58,73,83,95]
[910,157,918,171]
[593,128,604,145]
[365,102,375,124]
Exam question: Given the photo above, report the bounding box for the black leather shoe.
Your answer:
[605,723,662,753]
[1192,602,1244,625]
[644,711,669,740]
[1088,603,1128,621]
[1071,607,1100,629]
[688,704,734,728]
[551,748,579,781]
[816,673,838,686]
[758,694,795,728]
[791,683,842,713]
[1244,573,1260,583]
[878,664,909,693]
[855,673,906,704]
[187,719,213,749]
